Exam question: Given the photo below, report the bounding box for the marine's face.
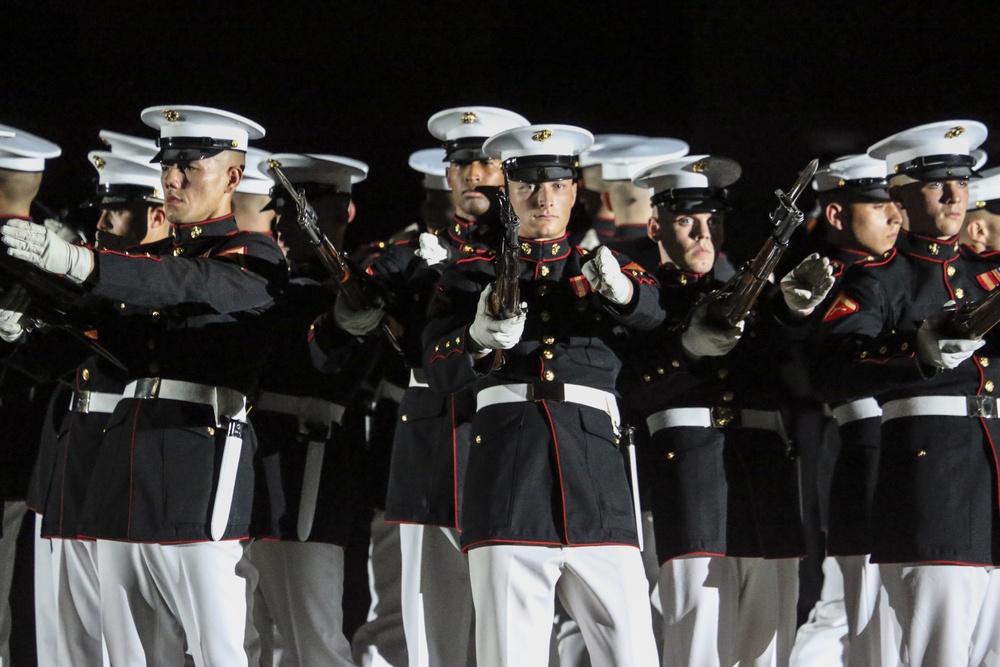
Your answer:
[649,209,723,274]
[508,179,577,241]
[95,204,147,251]
[160,155,230,224]
[846,200,902,255]
[892,178,968,238]
[445,159,505,219]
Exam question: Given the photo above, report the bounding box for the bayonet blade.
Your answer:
[787,158,820,205]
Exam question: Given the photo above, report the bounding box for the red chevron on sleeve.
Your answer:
[822,293,859,322]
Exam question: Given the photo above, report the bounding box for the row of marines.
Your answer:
[0,106,998,667]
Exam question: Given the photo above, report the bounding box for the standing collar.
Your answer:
[172,214,239,243]
[896,229,960,262]
[517,233,571,262]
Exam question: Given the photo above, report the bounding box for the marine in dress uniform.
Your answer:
[1,105,287,667]
[245,152,373,667]
[0,122,62,667]
[813,120,1000,667]
[334,106,530,667]
[789,154,904,667]
[29,134,170,667]
[621,154,821,667]
[962,167,1000,253]
[422,124,663,667]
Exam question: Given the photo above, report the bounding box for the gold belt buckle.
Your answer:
[134,377,162,399]
[711,406,736,428]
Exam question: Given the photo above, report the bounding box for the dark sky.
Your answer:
[4,1,1000,259]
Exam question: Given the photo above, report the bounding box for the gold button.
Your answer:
[679,275,688,285]
[544,370,555,381]
[917,450,927,457]
[173,247,184,256]
[657,367,665,375]
[151,310,160,319]
[81,368,90,381]
[190,226,202,238]
[955,288,965,299]
[859,351,868,359]
[401,414,408,422]
[643,375,651,382]
[206,427,215,436]
[613,437,620,445]
[475,435,482,444]
[666,451,676,460]
[722,391,734,402]
[445,341,451,348]
[543,350,554,360]
[986,381,995,393]
[717,368,729,379]
[455,337,460,344]
[980,357,990,367]
[543,336,555,345]
[537,285,550,296]
[539,265,551,277]
[540,311,551,322]
[901,343,909,351]
[947,265,956,277]
[119,302,127,309]
[879,346,888,354]
[671,360,680,368]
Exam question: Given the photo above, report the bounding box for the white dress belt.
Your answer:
[882,395,1000,421]
[69,390,121,415]
[122,378,247,427]
[476,383,621,431]
[830,398,882,425]
[646,406,786,438]
[254,391,346,428]
[374,379,406,405]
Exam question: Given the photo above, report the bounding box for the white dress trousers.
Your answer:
[398,523,476,667]
[248,539,357,667]
[469,543,658,667]
[659,555,799,667]
[351,512,408,667]
[98,540,258,667]
[881,562,1000,667]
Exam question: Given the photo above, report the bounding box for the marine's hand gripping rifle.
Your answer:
[268,161,402,353]
[705,159,819,327]
[487,185,524,371]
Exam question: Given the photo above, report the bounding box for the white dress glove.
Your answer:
[582,246,632,305]
[0,286,29,343]
[468,284,526,351]
[780,252,836,317]
[415,232,450,266]
[681,301,745,359]
[2,219,93,283]
[916,306,985,369]
[332,293,384,336]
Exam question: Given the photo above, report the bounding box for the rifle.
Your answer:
[705,158,819,327]
[267,160,402,354]
[0,252,128,371]
[487,179,523,371]
[948,288,1000,339]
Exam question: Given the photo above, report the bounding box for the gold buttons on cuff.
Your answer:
[543,370,555,381]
